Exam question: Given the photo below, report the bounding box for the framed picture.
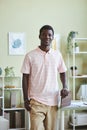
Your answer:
[9,32,26,55]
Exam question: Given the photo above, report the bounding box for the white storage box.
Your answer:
[0,117,9,130]
[77,84,87,100]
[71,112,87,126]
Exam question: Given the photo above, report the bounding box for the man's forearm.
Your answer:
[22,74,29,101]
[60,72,67,88]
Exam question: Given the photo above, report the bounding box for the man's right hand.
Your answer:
[24,99,31,111]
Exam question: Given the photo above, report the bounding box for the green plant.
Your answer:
[67,31,78,53]
[4,66,15,77]
[75,42,78,47]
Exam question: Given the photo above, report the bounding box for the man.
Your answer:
[21,25,68,130]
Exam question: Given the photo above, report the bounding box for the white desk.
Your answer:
[60,100,87,130]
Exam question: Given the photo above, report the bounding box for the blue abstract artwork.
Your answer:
[9,32,26,55]
[12,39,22,48]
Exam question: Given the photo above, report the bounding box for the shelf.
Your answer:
[69,122,87,127]
[70,52,87,55]
[74,52,87,54]
[0,76,26,130]
[4,76,21,78]
[4,108,25,111]
[4,88,22,90]
[0,96,3,99]
[74,38,87,41]
[68,38,87,100]
[67,37,87,130]
[70,75,87,78]
[8,127,26,129]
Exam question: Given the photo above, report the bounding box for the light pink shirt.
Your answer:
[21,47,67,106]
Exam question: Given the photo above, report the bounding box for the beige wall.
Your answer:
[0,0,87,76]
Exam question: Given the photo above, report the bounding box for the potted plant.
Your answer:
[74,42,79,52]
[67,31,78,53]
[70,66,78,76]
[4,66,15,77]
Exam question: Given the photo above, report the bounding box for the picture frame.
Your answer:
[9,32,26,55]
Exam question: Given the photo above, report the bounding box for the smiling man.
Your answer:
[21,25,68,130]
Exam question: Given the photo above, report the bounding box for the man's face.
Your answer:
[39,29,54,46]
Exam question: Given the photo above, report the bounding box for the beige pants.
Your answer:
[30,99,58,130]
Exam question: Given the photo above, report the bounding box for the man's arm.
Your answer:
[60,72,69,98]
[22,73,31,111]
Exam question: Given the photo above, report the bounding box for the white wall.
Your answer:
[0,0,87,75]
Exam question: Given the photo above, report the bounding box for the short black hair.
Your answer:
[39,25,54,35]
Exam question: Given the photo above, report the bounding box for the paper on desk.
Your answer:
[71,100,87,107]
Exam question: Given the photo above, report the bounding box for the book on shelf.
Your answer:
[15,111,21,128]
[11,91,17,108]
[4,91,11,108]
[10,111,15,128]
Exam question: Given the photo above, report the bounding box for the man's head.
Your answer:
[39,25,54,35]
[39,25,54,47]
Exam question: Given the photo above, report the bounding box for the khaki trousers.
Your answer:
[30,99,58,130]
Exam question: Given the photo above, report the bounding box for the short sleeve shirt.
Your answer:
[21,47,67,106]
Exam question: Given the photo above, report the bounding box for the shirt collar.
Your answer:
[36,47,52,54]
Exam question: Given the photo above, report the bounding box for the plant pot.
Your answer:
[70,66,78,76]
[71,69,78,76]
[74,46,79,53]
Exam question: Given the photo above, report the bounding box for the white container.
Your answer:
[0,117,9,130]
[74,46,79,53]
[71,112,87,126]
[70,69,78,76]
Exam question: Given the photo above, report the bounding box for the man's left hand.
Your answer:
[61,88,69,98]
